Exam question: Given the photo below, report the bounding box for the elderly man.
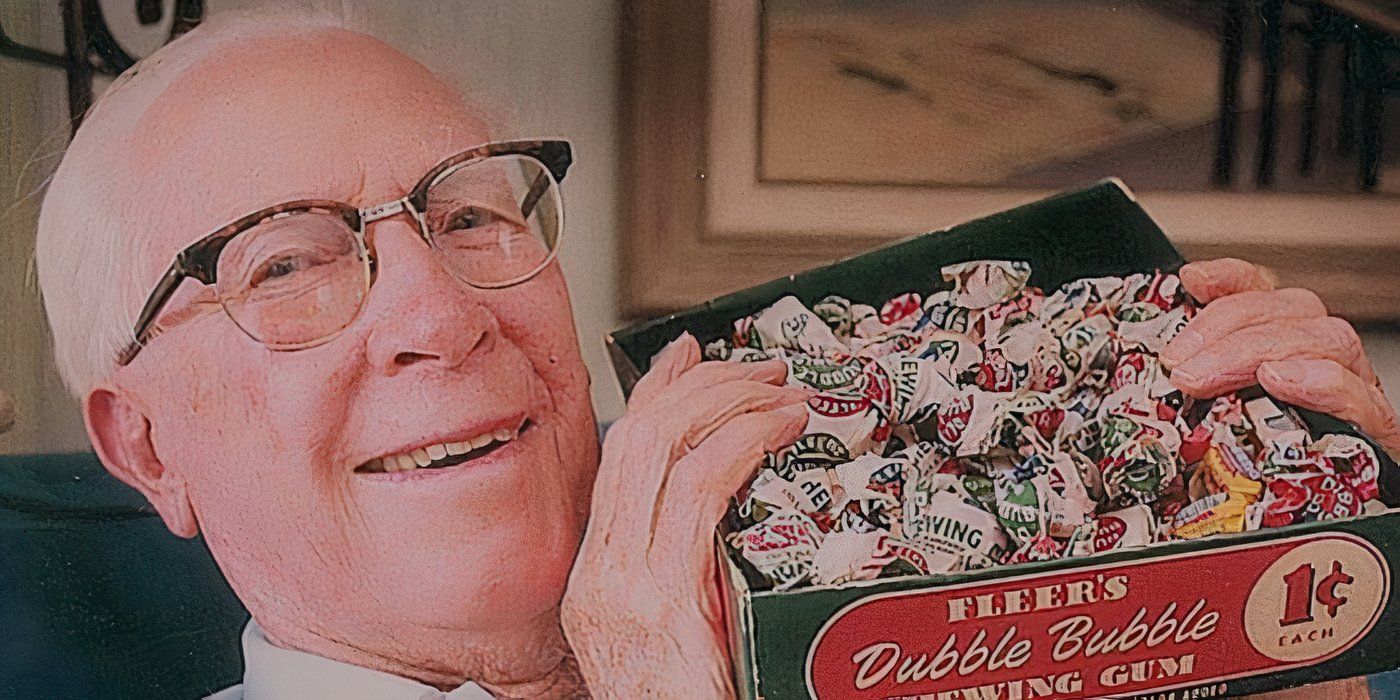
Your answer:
[27,11,1399,700]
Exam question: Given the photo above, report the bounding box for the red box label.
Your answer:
[806,533,1388,699]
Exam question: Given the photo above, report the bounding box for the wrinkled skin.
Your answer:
[1163,258,1400,461]
[562,336,809,697]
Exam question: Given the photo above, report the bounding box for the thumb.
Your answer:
[630,332,702,408]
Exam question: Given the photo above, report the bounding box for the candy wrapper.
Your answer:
[729,510,824,590]
[718,261,1384,592]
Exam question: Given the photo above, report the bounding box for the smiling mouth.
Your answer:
[355,419,533,474]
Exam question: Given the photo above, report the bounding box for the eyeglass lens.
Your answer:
[213,154,561,349]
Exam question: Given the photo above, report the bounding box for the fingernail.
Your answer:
[1169,365,1198,388]
[1258,361,1296,385]
[1161,329,1203,366]
[1180,262,1207,283]
[753,358,788,374]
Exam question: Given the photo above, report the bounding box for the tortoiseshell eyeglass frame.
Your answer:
[116,139,573,367]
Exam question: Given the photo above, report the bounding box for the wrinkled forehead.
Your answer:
[122,29,492,257]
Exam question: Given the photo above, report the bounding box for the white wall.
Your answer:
[0,2,91,454]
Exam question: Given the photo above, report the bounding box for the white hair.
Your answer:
[35,8,349,399]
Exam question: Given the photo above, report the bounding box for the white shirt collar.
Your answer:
[226,621,495,700]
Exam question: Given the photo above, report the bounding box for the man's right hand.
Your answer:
[560,333,810,699]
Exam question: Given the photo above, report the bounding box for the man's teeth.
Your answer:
[364,426,521,473]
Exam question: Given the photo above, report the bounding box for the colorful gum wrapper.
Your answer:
[1093,504,1156,551]
[731,510,824,590]
[903,489,1008,569]
[1171,491,1249,539]
[715,261,1382,592]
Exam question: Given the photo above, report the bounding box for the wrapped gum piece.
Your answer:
[942,260,1033,310]
[802,394,886,460]
[744,295,848,356]
[812,530,893,585]
[714,261,1382,593]
[994,474,1050,545]
[1101,434,1179,504]
[1201,444,1264,503]
[766,433,852,481]
[878,535,955,576]
[785,354,864,393]
[904,489,1010,568]
[1312,434,1382,502]
[731,510,825,590]
[812,295,855,341]
[1093,504,1156,551]
[1171,492,1249,539]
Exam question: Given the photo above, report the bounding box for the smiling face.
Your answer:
[49,26,599,680]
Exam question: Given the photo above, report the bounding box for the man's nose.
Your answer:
[361,219,498,375]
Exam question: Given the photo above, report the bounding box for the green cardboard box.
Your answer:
[607,181,1400,699]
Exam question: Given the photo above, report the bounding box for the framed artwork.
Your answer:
[619,0,1400,321]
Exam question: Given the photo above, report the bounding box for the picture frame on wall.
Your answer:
[618,0,1400,321]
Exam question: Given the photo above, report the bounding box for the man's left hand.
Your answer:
[1162,258,1400,462]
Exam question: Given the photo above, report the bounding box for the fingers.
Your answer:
[1162,288,1328,367]
[1178,258,1277,304]
[1258,359,1400,457]
[631,338,791,412]
[652,403,809,564]
[598,355,790,514]
[669,357,788,398]
[1166,266,1395,460]
[598,381,810,554]
[629,332,702,408]
[665,381,810,454]
[1171,316,1376,397]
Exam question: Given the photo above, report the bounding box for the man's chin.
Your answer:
[367,535,578,634]
[347,419,585,601]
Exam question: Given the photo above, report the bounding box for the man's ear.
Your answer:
[84,386,198,538]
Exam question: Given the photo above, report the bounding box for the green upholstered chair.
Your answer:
[6,448,1400,698]
[0,451,246,699]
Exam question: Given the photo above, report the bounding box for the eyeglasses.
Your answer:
[117,140,572,366]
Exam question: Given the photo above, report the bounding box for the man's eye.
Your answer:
[443,206,499,231]
[250,254,317,286]
[265,259,299,279]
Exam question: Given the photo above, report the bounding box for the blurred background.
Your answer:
[1,0,1398,455]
